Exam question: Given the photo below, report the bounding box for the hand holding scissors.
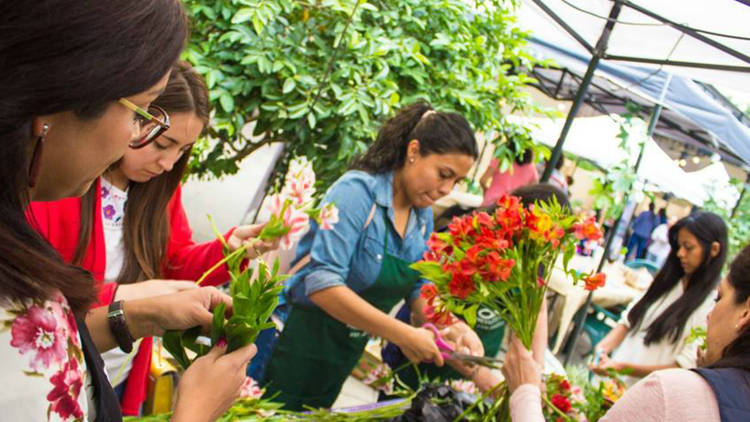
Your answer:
[422,323,502,369]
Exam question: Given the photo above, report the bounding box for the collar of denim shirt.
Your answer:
[372,171,431,236]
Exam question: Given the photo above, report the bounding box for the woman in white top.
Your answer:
[591,212,727,386]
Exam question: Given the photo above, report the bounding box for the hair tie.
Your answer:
[421,109,436,119]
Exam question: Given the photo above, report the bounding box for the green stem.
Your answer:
[452,381,506,422]
[196,244,247,285]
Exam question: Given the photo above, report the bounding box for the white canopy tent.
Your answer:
[517,0,750,93]
[513,115,739,206]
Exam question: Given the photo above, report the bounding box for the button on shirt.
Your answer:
[285,170,433,308]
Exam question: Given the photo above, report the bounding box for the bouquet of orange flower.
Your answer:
[412,194,605,349]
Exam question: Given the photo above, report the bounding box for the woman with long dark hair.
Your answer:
[504,241,750,421]
[590,211,727,386]
[27,61,277,415]
[0,1,256,420]
[261,102,484,410]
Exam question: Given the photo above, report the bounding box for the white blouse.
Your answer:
[613,281,713,387]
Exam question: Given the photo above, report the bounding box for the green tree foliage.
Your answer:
[182,0,542,189]
[703,178,750,266]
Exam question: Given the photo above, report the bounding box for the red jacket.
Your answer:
[27,178,234,415]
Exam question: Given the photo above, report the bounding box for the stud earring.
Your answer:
[28,123,49,188]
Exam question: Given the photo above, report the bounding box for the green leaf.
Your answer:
[307,112,316,129]
[163,330,191,370]
[464,304,478,328]
[211,302,227,346]
[232,8,253,24]
[410,261,450,284]
[252,15,264,35]
[219,92,234,113]
[282,78,296,94]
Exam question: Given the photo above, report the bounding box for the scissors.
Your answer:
[422,323,503,370]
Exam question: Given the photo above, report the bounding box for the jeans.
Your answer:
[626,233,649,261]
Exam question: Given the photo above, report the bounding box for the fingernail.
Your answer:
[217,338,227,348]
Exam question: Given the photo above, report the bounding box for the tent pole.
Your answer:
[731,172,750,218]
[541,1,623,183]
[563,75,671,365]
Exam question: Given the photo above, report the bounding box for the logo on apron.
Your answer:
[476,307,503,331]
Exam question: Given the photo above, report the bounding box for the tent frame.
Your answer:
[528,0,750,364]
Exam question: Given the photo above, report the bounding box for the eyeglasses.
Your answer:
[118,98,170,149]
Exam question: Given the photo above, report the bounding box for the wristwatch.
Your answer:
[107,300,135,353]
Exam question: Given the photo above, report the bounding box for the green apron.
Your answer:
[263,213,420,410]
[391,306,505,391]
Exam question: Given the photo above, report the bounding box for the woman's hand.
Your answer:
[501,335,542,394]
[396,326,445,366]
[114,279,197,301]
[227,223,280,259]
[172,340,257,422]
[124,286,233,339]
[588,353,624,376]
[440,320,484,357]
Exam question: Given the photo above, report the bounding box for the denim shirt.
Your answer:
[285,170,433,308]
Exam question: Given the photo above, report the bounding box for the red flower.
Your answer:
[551,393,572,413]
[481,253,515,282]
[559,379,571,391]
[475,227,510,251]
[474,211,494,228]
[584,273,607,291]
[422,250,441,262]
[573,216,603,241]
[448,215,476,241]
[47,358,84,420]
[421,283,439,302]
[464,244,484,264]
[423,303,456,326]
[427,233,452,255]
[11,304,67,371]
[547,226,566,248]
[449,273,475,299]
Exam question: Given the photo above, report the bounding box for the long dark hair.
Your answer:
[74,61,210,283]
[628,212,728,345]
[710,244,750,371]
[350,102,478,173]
[4,0,187,314]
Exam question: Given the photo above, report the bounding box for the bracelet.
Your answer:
[107,300,135,353]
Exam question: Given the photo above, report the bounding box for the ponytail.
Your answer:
[351,102,477,173]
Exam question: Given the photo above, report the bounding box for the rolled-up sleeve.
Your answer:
[303,176,373,297]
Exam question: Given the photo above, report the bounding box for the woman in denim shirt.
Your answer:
[262,103,484,410]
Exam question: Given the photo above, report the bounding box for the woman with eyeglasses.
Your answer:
[27,61,278,416]
[589,212,727,387]
[0,1,257,421]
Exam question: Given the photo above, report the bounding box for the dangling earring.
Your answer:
[28,123,49,188]
[409,157,415,163]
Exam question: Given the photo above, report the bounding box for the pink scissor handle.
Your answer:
[422,322,454,360]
